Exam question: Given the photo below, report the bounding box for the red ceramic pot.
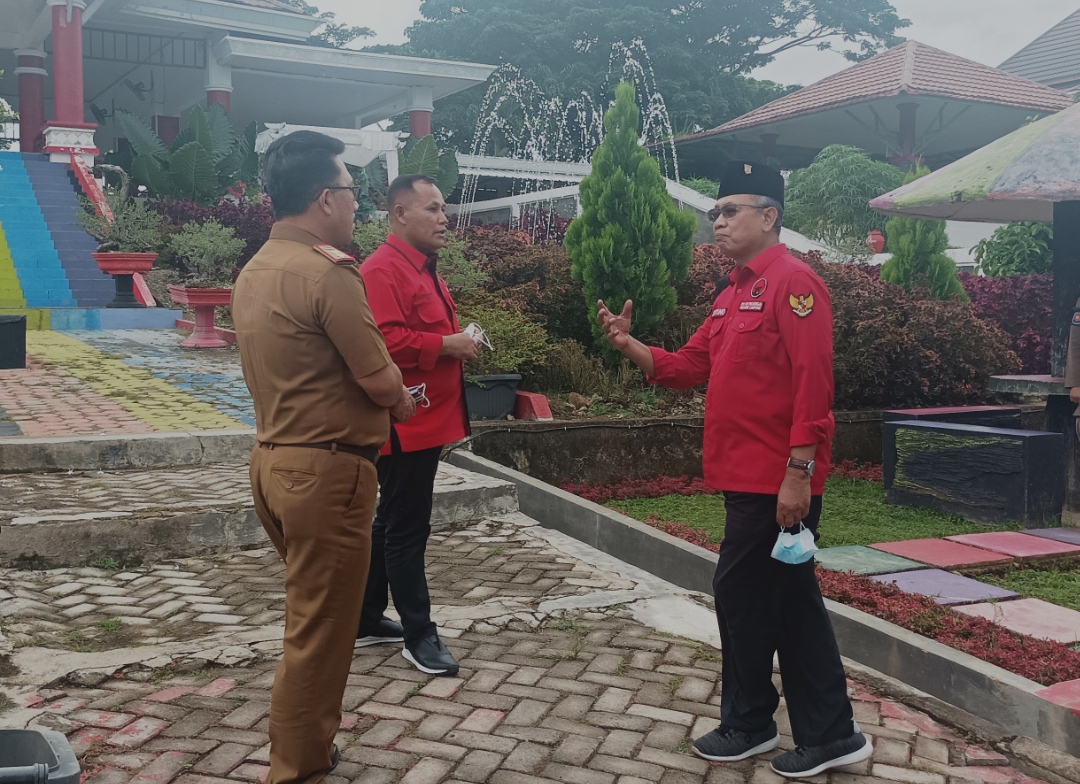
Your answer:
[93,252,157,308]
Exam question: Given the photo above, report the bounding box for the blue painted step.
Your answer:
[20,152,114,307]
[0,152,76,307]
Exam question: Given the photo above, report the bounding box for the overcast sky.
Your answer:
[341,0,1078,86]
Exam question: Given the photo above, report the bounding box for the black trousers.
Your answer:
[359,434,441,646]
[713,491,853,748]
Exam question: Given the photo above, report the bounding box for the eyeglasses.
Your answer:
[325,185,364,201]
[707,203,767,222]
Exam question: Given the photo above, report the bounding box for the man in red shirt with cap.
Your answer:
[356,174,479,676]
[597,161,872,778]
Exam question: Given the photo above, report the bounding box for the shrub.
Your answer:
[517,206,572,244]
[352,218,389,260]
[785,145,904,252]
[681,177,721,199]
[676,244,735,307]
[78,192,166,254]
[530,339,647,396]
[167,220,245,287]
[565,81,697,358]
[879,168,966,301]
[151,198,273,266]
[457,225,592,345]
[958,272,1051,374]
[974,222,1053,277]
[458,295,550,376]
[804,254,1020,408]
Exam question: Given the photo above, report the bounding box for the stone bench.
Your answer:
[884,405,1022,428]
[883,420,1064,525]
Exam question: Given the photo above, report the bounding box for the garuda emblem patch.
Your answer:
[789,293,814,318]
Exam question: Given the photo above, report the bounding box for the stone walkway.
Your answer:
[0,506,1055,783]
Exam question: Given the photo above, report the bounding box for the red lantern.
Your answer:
[866,230,886,254]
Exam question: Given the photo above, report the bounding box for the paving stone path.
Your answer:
[0,506,1054,783]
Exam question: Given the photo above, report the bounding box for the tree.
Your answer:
[0,71,17,151]
[973,222,1053,277]
[879,168,966,300]
[117,105,258,205]
[785,145,904,252]
[565,82,697,358]
[282,0,373,48]
[375,0,908,150]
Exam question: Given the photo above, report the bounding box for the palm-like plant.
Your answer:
[117,105,259,205]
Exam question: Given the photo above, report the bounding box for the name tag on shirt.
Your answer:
[711,308,727,318]
[739,301,764,312]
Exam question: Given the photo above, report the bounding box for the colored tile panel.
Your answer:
[815,545,926,575]
[945,531,1080,558]
[870,568,1019,605]
[1036,679,1080,719]
[869,538,1012,568]
[954,598,1080,645]
[25,331,244,432]
[1023,528,1080,547]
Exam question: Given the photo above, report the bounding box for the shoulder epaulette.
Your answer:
[313,244,356,264]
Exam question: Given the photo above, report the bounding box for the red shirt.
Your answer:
[649,244,834,495]
[360,234,470,453]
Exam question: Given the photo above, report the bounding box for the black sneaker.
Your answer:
[330,744,339,771]
[692,723,779,762]
[770,726,873,778]
[402,634,459,676]
[355,618,405,649]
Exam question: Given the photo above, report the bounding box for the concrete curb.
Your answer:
[0,431,258,473]
[446,449,1080,760]
[0,473,517,568]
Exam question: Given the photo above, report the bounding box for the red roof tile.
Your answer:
[689,41,1073,140]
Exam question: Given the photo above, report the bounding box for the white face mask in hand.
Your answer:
[770,522,819,564]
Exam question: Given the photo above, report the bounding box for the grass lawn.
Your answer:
[608,477,1019,548]
[981,564,1080,611]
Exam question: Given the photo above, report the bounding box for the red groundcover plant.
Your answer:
[565,470,1080,685]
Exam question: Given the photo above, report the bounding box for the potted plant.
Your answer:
[165,219,245,348]
[77,193,165,308]
[458,297,549,420]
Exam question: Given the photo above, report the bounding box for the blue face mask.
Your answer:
[771,522,819,564]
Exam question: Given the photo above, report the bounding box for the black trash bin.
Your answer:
[0,315,27,370]
[0,730,80,784]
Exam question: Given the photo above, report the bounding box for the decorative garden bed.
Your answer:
[562,463,1080,686]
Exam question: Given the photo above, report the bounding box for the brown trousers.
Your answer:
[250,443,378,784]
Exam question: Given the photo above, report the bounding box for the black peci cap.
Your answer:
[716,161,784,207]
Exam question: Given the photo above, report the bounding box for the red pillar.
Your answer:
[409,110,432,138]
[49,0,87,125]
[14,50,47,152]
[152,115,180,146]
[207,90,231,113]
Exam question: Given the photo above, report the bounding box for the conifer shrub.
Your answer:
[564,81,697,358]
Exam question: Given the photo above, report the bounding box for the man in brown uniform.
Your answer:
[233,130,414,784]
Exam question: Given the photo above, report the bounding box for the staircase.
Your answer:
[24,154,114,307]
[0,151,113,310]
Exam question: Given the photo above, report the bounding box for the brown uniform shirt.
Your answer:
[233,223,392,447]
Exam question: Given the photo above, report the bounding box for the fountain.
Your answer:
[455,40,684,241]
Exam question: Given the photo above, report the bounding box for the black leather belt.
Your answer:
[259,441,380,464]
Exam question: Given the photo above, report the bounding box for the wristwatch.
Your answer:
[786,457,816,477]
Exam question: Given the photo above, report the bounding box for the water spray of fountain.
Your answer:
[457,39,683,241]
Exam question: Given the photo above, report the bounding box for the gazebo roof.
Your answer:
[220,0,303,12]
[715,41,1073,134]
[999,8,1080,91]
[674,41,1075,176]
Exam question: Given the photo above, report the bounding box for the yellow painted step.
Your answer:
[0,221,27,308]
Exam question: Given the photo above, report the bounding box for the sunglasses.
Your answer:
[707,203,768,222]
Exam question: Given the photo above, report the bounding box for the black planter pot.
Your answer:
[465,374,522,420]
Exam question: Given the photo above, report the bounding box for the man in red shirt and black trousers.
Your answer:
[597,161,873,779]
[356,173,479,676]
